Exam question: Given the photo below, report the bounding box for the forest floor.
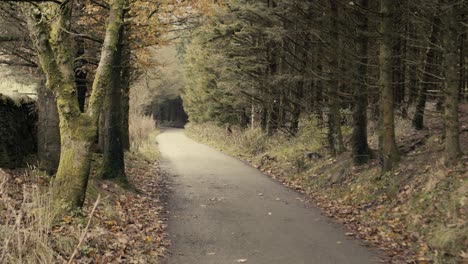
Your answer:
[0,134,169,263]
[186,104,467,264]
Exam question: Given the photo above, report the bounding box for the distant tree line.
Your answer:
[148,96,188,128]
[181,0,467,170]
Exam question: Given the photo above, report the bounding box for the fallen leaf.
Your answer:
[63,215,72,224]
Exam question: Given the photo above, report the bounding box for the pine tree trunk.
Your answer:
[266,40,279,135]
[379,0,400,171]
[392,11,405,111]
[459,14,466,101]
[267,97,280,135]
[290,35,307,135]
[441,0,462,164]
[407,23,418,106]
[315,59,324,124]
[251,99,256,129]
[327,0,344,155]
[351,0,372,165]
[412,17,441,130]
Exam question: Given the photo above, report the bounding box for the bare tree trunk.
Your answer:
[379,0,400,171]
[406,22,419,106]
[392,9,405,113]
[441,0,462,164]
[412,17,441,130]
[290,34,307,135]
[327,0,344,155]
[352,0,372,165]
[459,13,467,101]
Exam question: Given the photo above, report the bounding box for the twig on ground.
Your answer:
[67,195,101,264]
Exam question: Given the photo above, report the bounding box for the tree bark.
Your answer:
[459,13,467,101]
[392,9,405,112]
[412,17,442,130]
[351,0,372,165]
[441,0,462,163]
[327,0,344,156]
[379,0,400,171]
[406,22,419,106]
[120,43,131,150]
[98,25,126,181]
[26,0,126,213]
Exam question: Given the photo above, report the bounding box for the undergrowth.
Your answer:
[0,168,55,263]
[129,113,160,162]
[0,119,165,263]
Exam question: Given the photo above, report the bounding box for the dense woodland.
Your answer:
[182,0,467,170]
[0,0,467,263]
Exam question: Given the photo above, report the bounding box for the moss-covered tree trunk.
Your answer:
[351,0,372,165]
[121,45,131,151]
[441,0,462,164]
[99,26,126,181]
[26,0,126,213]
[379,0,400,172]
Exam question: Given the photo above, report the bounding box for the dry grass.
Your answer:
[186,116,326,173]
[0,168,97,263]
[129,112,156,150]
[128,112,160,162]
[0,168,55,263]
[0,152,167,263]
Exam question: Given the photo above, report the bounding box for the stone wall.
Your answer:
[0,94,37,168]
[36,84,60,173]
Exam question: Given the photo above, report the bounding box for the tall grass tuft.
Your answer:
[128,112,159,161]
[129,113,156,151]
[0,169,55,264]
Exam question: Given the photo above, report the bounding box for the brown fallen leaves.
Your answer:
[0,154,169,264]
[72,156,170,263]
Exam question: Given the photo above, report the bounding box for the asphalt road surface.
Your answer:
[157,128,381,264]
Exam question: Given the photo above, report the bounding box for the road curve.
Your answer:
[157,128,381,264]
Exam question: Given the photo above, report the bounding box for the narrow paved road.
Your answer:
[157,129,381,264]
